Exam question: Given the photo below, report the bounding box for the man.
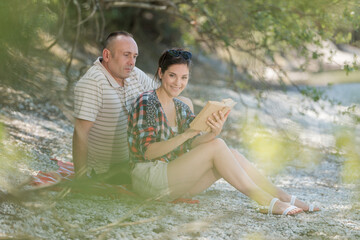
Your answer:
[72,31,159,183]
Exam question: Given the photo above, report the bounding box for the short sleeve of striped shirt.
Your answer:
[133,67,160,91]
[74,75,103,122]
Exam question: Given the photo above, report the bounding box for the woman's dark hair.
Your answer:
[154,48,192,81]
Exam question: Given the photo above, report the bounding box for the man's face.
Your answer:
[103,36,138,83]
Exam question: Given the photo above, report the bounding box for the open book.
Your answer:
[190,98,236,132]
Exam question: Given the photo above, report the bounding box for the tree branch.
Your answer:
[77,0,98,26]
[45,0,71,51]
[105,1,168,11]
[96,0,106,43]
[65,0,82,82]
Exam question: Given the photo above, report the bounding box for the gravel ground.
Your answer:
[0,83,359,239]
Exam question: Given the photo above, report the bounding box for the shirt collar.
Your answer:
[94,57,130,88]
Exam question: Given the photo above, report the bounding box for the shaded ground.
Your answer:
[0,82,359,239]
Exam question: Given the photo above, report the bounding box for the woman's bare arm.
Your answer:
[144,129,199,160]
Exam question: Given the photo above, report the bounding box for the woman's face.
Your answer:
[158,63,189,98]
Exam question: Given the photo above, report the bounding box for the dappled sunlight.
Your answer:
[245,232,265,240]
[328,203,353,212]
[337,219,360,233]
[335,127,360,203]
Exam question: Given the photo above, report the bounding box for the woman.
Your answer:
[127,49,320,215]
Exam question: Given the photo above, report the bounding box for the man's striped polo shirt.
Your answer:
[74,57,159,174]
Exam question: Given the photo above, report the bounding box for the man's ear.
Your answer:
[102,48,110,62]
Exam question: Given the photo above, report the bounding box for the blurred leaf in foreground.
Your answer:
[0,122,30,193]
[335,127,360,204]
[240,118,321,177]
[336,128,360,184]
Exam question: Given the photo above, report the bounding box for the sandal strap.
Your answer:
[309,204,314,212]
[268,198,279,215]
[282,205,298,215]
[290,195,297,205]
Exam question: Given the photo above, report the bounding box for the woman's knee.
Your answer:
[230,148,252,165]
[230,148,244,158]
[194,138,229,162]
[208,138,227,149]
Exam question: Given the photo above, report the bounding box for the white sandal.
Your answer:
[267,198,302,215]
[290,195,318,213]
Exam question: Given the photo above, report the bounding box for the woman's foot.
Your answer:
[283,195,321,212]
[260,198,304,215]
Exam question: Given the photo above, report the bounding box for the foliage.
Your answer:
[1,0,360,92]
[0,1,50,86]
[172,0,360,86]
[0,123,29,192]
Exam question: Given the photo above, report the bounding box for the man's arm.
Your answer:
[134,67,160,90]
[72,118,94,177]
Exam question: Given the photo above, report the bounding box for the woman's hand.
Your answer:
[190,110,230,147]
[206,110,230,136]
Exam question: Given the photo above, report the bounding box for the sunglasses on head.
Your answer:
[166,50,192,60]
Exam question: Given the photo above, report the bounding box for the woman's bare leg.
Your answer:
[230,149,288,199]
[183,168,221,198]
[167,138,301,214]
[231,149,319,211]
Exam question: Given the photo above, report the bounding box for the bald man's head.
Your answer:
[104,31,134,55]
[101,31,139,84]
